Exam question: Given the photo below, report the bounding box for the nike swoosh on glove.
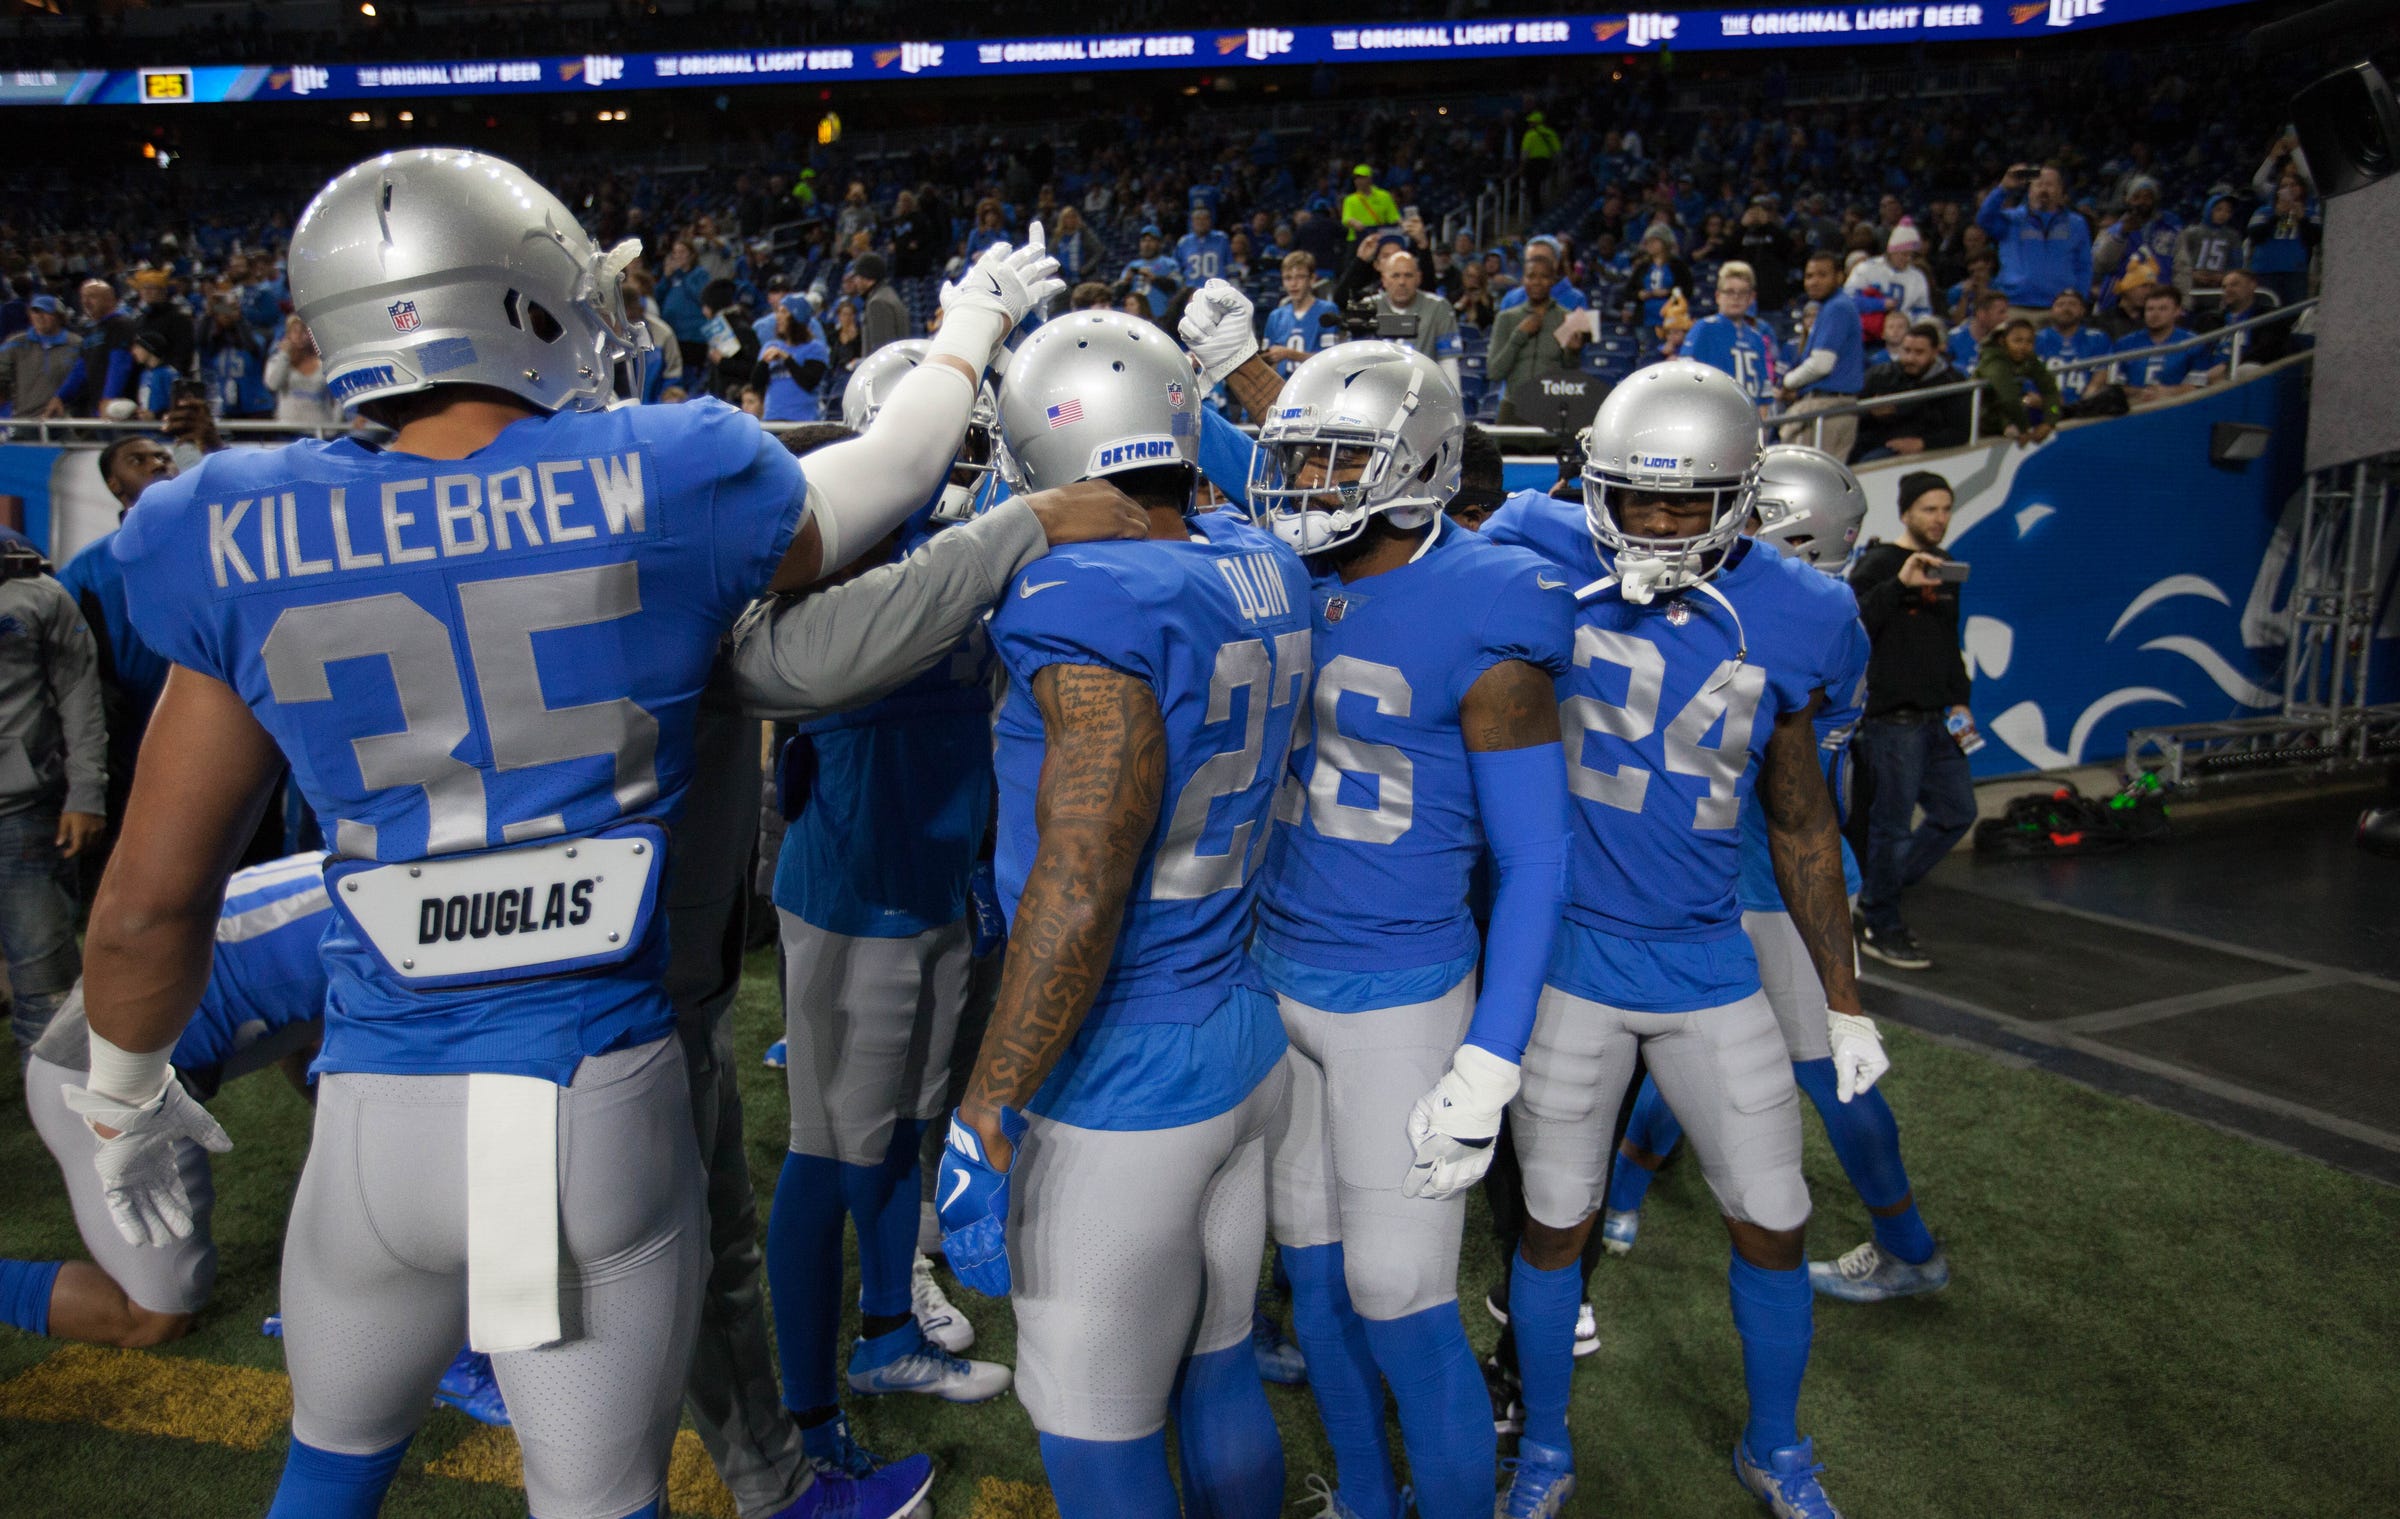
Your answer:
[61,1075,233,1248]
[1827,1010,1891,1102]
[1404,1043,1521,1201]
[1176,278,1260,387]
[937,1106,1028,1298]
[939,221,1065,335]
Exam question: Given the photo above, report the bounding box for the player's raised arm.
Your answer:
[1759,690,1888,1101]
[771,229,1063,591]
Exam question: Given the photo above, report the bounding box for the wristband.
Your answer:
[87,1030,173,1106]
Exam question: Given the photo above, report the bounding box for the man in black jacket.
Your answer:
[1846,472,1978,970]
[1853,322,1974,461]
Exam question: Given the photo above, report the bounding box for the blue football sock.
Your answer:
[265,1435,412,1519]
[1792,1058,1936,1263]
[595,1504,661,1519]
[1040,1429,1180,1519]
[1727,1254,1813,1464]
[0,1259,62,1336]
[1280,1243,1398,1518]
[1359,1303,1494,1519]
[842,1118,925,1320]
[1510,1249,1582,1453]
[1605,1076,1683,1214]
[1173,1338,1285,1519]
[766,1149,846,1414]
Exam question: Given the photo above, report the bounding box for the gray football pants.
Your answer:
[1744,909,1838,1064]
[279,1036,708,1519]
[1511,984,1812,1234]
[1011,1062,1290,1441]
[1266,976,1474,1320]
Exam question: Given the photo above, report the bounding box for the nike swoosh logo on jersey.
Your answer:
[943,1170,974,1210]
[1019,579,1067,598]
[1536,576,1567,590]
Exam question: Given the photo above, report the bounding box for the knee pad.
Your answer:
[1342,1228,1455,1322]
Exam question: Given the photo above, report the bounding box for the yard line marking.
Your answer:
[0,1343,289,1450]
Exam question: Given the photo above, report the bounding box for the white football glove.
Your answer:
[937,221,1065,356]
[61,1074,232,1248]
[1404,1044,1521,1201]
[1827,1010,1891,1102]
[1177,278,1260,387]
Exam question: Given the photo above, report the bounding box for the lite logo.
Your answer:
[581,53,625,85]
[1246,27,1294,60]
[1626,12,1679,47]
[2015,0,2100,21]
[900,41,944,73]
[288,65,331,96]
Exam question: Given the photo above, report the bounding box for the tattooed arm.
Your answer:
[1459,658,1563,753]
[958,661,1168,1168]
[1760,690,1863,1016]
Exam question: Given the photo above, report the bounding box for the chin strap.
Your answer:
[1575,569,1751,696]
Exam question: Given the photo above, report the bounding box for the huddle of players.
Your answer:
[0,148,1958,1519]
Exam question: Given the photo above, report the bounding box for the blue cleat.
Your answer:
[1251,1308,1308,1386]
[1498,1436,1575,1517]
[763,1039,788,1069]
[1810,1242,1950,1303]
[771,1450,935,1519]
[1734,1437,1842,1519]
[434,1347,511,1427]
[1600,1207,1641,1255]
[261,1313,282,1338]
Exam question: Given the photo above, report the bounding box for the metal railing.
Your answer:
[1758,300,2316,453]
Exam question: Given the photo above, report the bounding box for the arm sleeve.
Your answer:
[790,357,979,575]
[57,359,85,407]
[41,583,108,817]
[1976,187,2011,240]
[1462,742,1567,1063]
[1783,346,1836,390]
[1198,406,1259,512]
[728,494,1046,720]
[1847,553,1904,635]
[103,348,133,401]
[264,349,292,393]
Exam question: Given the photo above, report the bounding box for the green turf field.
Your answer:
[3,950,2394,1518]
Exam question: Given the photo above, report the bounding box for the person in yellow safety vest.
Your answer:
[1341,165,1402,238]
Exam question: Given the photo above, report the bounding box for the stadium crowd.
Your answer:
[2,47,2322,461]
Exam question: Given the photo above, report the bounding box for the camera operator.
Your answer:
[1332,240,1460,385]
[0,535,106,1054]
[1846,472,1978,974]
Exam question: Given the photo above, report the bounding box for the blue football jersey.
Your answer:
[988,511,1312,1130]
[1257,516,1575,980]
[774,624,994,939]
[1683,315,1779,402]
[1735,579,1866,912]
[2036,325,2113,403]
[58,528,172,721]
[114,398,806,1082]
[1486,494,1866,1007]
[174,851,333,1075]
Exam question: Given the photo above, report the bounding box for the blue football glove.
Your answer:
[937,1106,1028,1299]
[968,862,1007,958]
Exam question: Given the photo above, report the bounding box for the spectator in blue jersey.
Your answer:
[2244,179,2320,308]
[2036,289,2113,406]
[1977,162,2093,323]
[61,435,175,837]
[2177,193,2248,316]
[43,280,139,419]
[752,300,831,422]
[1673,261,1779,405]
[1115,227,1179,319]
[1854,320,1974,461]
[656,238,713,375]
[1261,252,1341,376]
[234,253,288,342]
[966,199,1011,262]
[1948,291,2009,372]
[1,296,78,418]
[198,296,273,420]
[1625,227,1688,351]
[1176,205,1233,287]
[1777,250,1867,461]
[125,332,177,422]
[1487,256,1585,424]
[2113,286,2208,404]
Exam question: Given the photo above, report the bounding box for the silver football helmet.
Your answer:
[842,339,1002,522]
[1750,444,1866,571]
[1579,358,1763,600]
[289,149,648,417]
[1245,342,1463,555]
[996,310,1198,500]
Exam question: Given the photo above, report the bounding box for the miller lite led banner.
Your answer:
[0,0,2264,108]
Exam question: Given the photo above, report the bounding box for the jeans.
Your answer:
[1853,715,1977,936]
[0,808,83,1051]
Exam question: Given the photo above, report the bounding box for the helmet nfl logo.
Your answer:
[1166,380,1186,408]
[1665,600,1691,626]
[387,299,421,333]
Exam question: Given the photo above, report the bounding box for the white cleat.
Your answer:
[846,1325,1011,1403]
[1573,1300,1599,1359]
[912,1252,974,1354]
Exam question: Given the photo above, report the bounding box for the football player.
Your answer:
[1241,340,1574,1519]
[936,309,1313,1518]
[73,149,1058,1519]
[762,346,1013,1474]
[1486,362,1889,1519]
